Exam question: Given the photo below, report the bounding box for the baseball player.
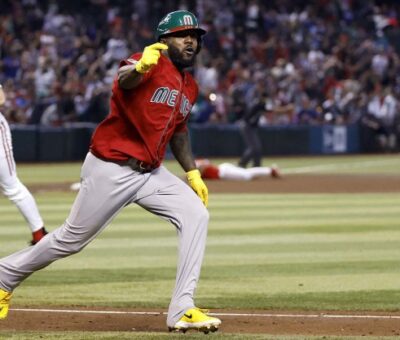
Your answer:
[0,84,47,245]
[196,159,281,181]
[0,10,221,333]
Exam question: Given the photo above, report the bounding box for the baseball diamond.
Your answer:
[0,156,399,337]
[1,0,400,337]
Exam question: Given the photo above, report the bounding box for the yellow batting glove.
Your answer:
[135,42,168,74]
[186,169,209,207]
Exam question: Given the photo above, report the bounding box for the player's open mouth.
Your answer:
[184,47,195,56]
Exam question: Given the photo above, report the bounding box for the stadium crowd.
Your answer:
[0,0,399,150]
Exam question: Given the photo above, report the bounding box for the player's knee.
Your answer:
[191,203,209,225]
[52,223,90,255]
[53,236,86,255]
[67,243,86,255]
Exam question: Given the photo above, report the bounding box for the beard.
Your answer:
[168,44,196,69]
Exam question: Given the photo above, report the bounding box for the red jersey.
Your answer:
[200,164,220,179]
[90,53,198,168]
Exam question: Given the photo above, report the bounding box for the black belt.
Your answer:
[90,151,155,174]
[125,158,155,173]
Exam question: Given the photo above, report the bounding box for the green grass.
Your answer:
[1,155,399,337]
[16,162,82,184]
[275,154,400,174]
[1,190,400,311]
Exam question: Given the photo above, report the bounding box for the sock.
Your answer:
[32,227,47,243]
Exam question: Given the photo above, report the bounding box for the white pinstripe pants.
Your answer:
[0,112,44,232]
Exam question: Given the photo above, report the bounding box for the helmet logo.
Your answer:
[159,14,171,25]
[183,15,194,26]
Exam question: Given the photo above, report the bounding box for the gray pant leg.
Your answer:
[136,166,209,327]
[0,152,147,291]
[0,158,208,328]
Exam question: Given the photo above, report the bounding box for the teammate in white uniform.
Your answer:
[195,159,281,181]
[0,84,47,245]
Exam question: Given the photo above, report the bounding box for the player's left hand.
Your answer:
[135,42,168,74]
[186,169,208,207]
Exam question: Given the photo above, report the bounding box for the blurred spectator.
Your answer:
[0,0,399,149]
[77,69,110,123]
[40,83,77,126]
[190,93,215,124]
[196,59,218,93]
[34,57,56,100]
[296,96,321,125]
[103,31,129,65]
[363,83,398,151]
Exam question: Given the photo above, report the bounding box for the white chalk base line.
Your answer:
[10,308,400,320]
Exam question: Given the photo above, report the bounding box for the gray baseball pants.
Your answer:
[0,152,209,327]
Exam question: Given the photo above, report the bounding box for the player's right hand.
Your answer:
[135,43,168,74]
[186,169,209,207]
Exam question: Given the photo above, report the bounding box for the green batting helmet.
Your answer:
[156,10,206,40]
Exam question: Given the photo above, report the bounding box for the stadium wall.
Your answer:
[11,123,362,162]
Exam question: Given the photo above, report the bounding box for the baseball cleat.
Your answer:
[169,307,221,334]
[0,288,12,319]
[270,164,281,179]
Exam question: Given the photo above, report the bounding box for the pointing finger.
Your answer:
[150,43,168,50]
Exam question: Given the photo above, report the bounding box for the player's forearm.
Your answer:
[117,65,143,89]
[170,132,196,172]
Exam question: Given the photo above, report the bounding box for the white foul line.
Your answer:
[10,308,400,320]
[282,159,399,174]
[12,308,162,316]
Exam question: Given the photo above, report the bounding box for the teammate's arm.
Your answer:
[170,131,208,207]
[118,43,168,90]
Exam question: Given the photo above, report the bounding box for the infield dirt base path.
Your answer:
[206,173,400,193]
[1,173,399,336]
[1,308,400,336]
[29,173,400,194]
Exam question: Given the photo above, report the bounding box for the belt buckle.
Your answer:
[138,161,147,172]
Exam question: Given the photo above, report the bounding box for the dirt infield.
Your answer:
[206,173,400,193]
[1,173,399,336]
[1,308,400,336]
[28,173,400,194]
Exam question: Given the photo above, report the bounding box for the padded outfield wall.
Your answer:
[10,123,364,162]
